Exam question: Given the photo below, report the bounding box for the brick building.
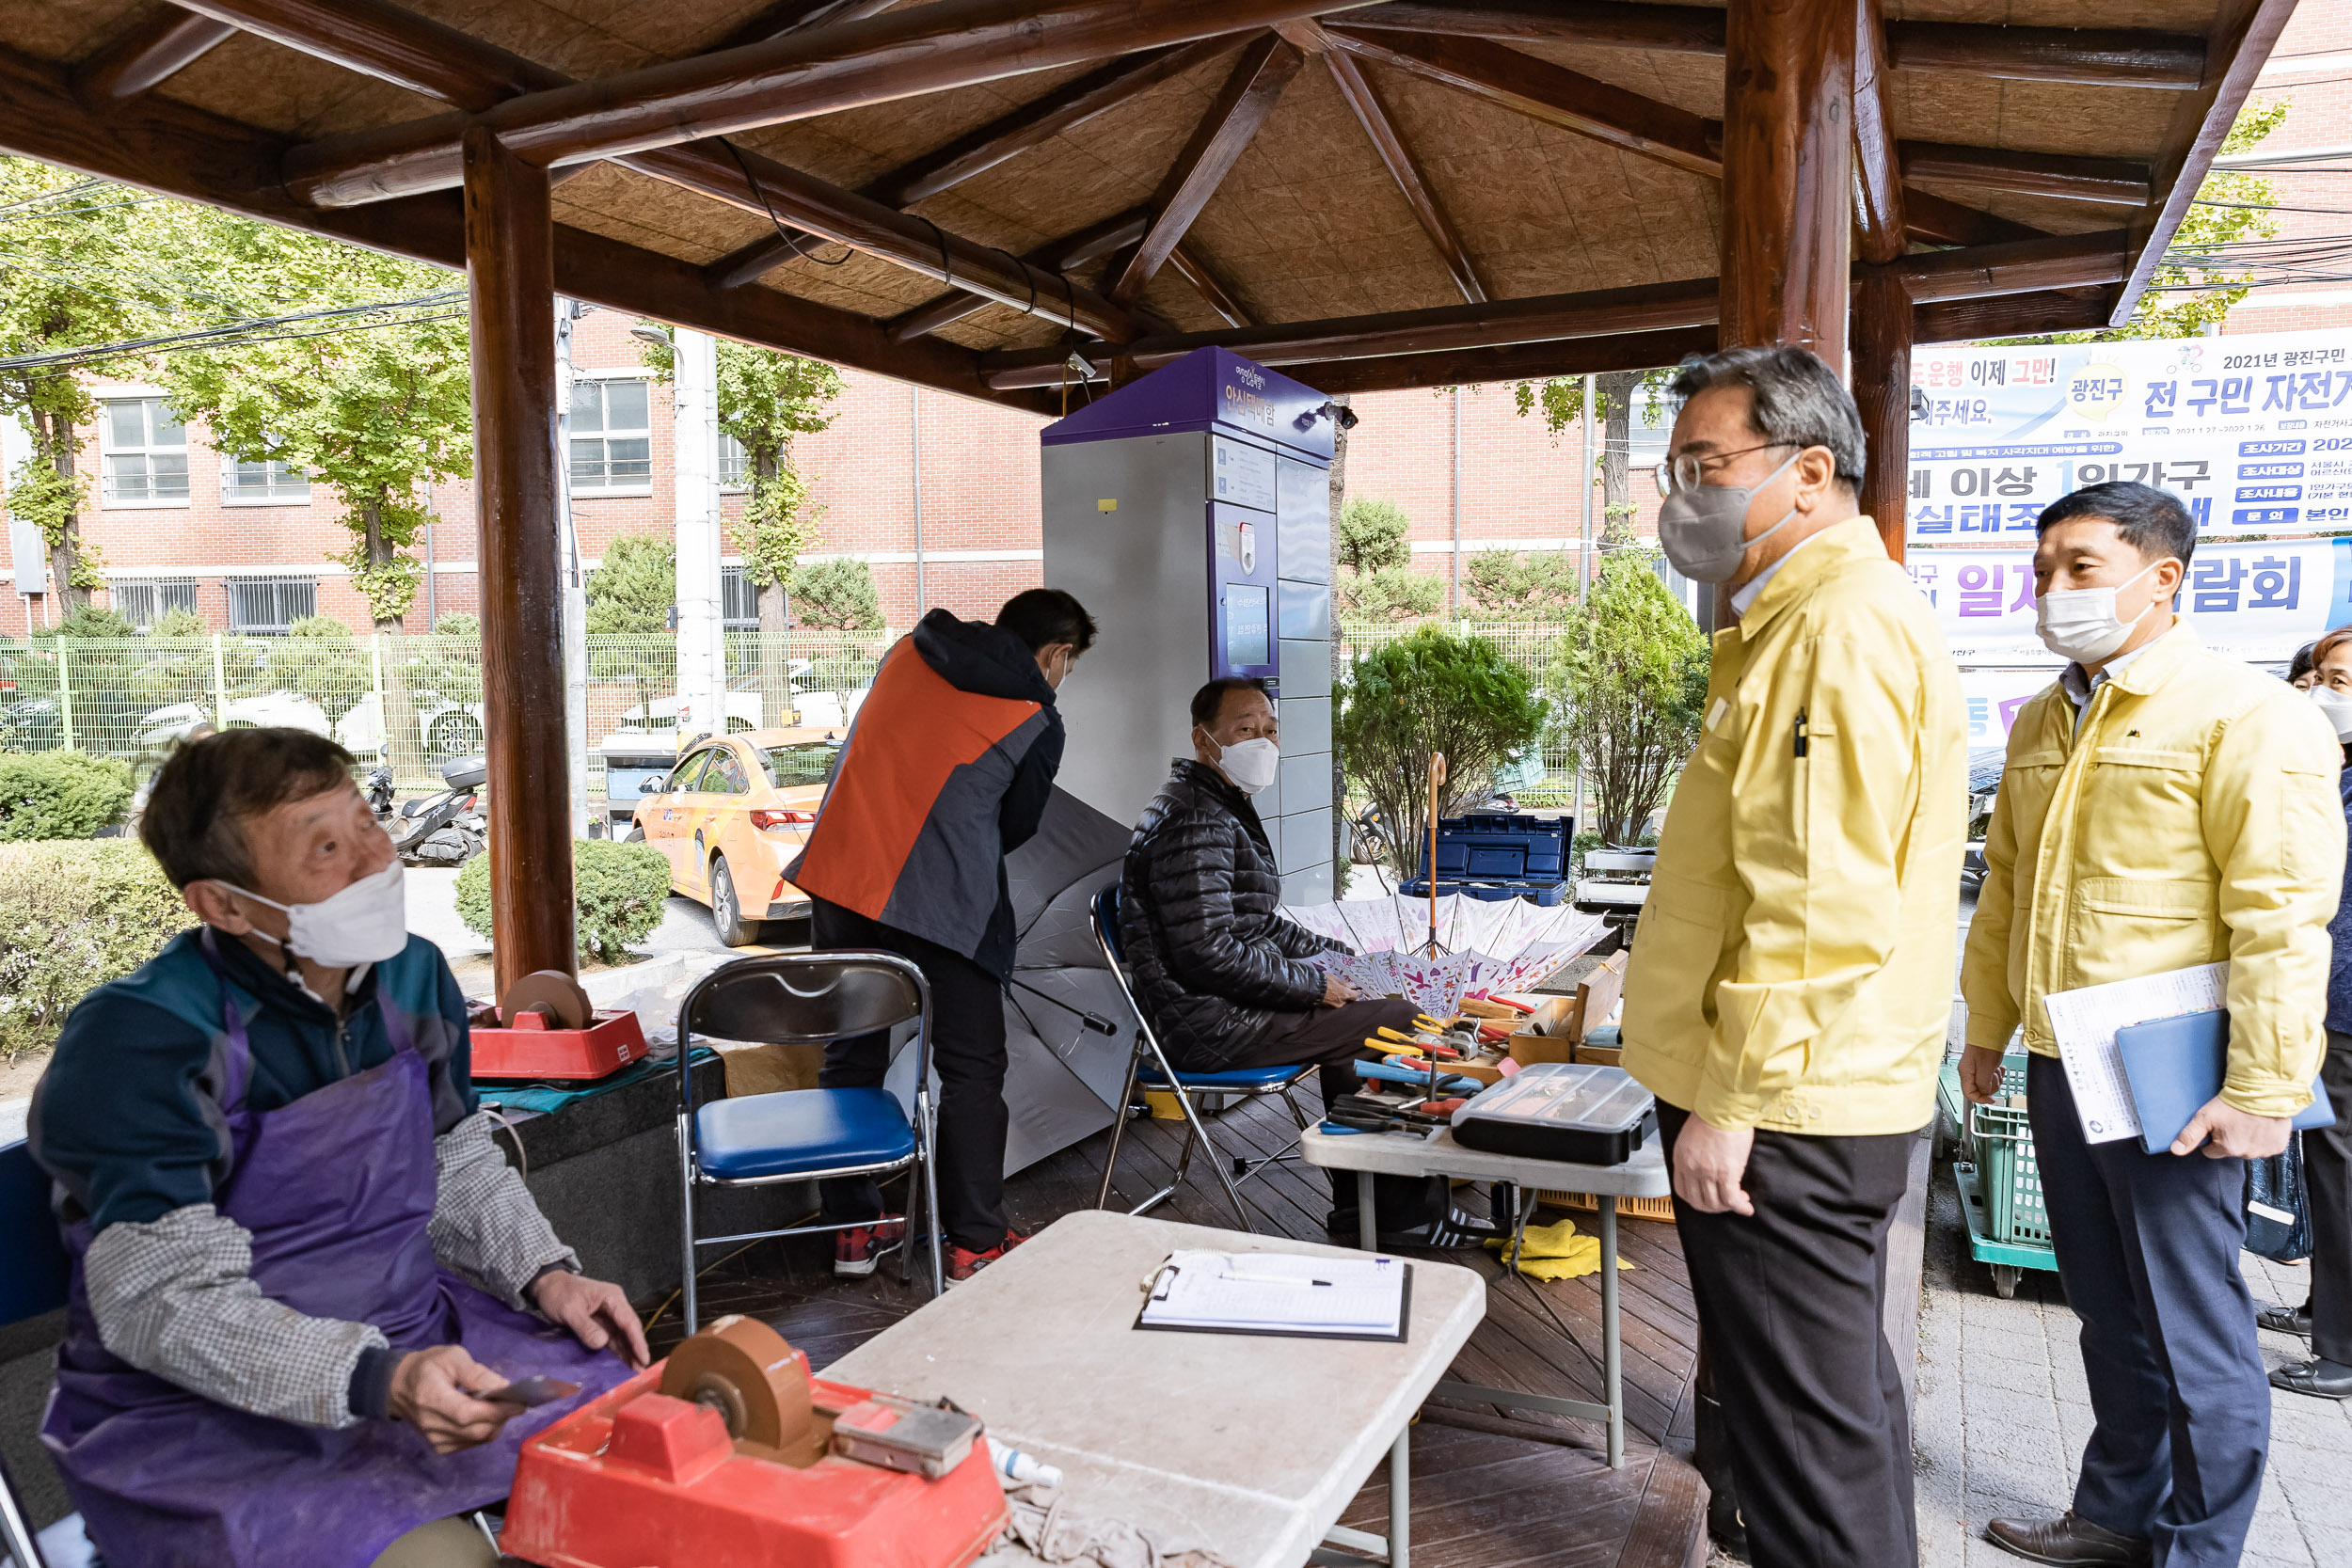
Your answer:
[2226,4,2352,339]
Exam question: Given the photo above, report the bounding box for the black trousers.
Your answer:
[811,898,1009,1253]
[1657,1102,1919,1568]
[2301,1029,2352,1364]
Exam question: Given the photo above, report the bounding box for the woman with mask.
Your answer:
[2261,626,2352,1402]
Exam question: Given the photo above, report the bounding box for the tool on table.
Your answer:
[469,969,649,1084]
[502,1315,1006,1568]
[1353,1057,1479,1093]
[1361,1033,1427,1058]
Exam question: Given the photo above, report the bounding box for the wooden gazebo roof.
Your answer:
[0,1,2293,413]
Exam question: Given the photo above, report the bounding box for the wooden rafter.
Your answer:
[1899,230,2132,303]
[1165,244,1254,327]
[888,208,1150,341]
[1109,33,1303,306]
[1917,287,2121,344]
[73,6,237,103]
[0,38,1059,418]
[1902,188,2046,248]
[712,0,903,53]
[1851,1,1904,268]
[1284,325,1720,392]
[270,0,1359,209]
[1899,143,2153,207]
[1341,3,2208,88]
[1324,47,1485,304]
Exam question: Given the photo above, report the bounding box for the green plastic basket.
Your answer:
[1964,1055,2050,1247]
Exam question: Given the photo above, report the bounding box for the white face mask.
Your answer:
[2310,685,2352,742]
[216,859,409,969]
[2034,559,2168,665]
[1201,729,1280,794]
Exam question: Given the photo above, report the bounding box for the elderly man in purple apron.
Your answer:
[28,728,645,1568]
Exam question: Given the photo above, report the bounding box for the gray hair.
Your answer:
[1667,346,1867,489]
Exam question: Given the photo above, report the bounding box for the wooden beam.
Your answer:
[1886,20,2205,89]
[277,0,1364,209]
[1851,267,1910,561]
[1343,4,2208,88]
[177,0,561,111]
[888,207,1151,341]
[1915,286,2119,343]
[1852,1,1904,268]
[1899,142,2153,206]
[1328,27,1719,177]
[74,6,238,103]
[1325,47,1486,303]
[2109,0,2299,328]
[462,123,575,994]
[0,39,1057,416]
[1110,34,1302,306]
[1902,187,2047,247]
[1719,0,1851,366]
[1280,325,1719,393]
[712,0,902,53]
[707,228,821,292]
[1167,242,1255,326]
[1900,229,2131,304]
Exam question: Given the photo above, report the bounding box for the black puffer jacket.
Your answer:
[1121,759,1343,1067]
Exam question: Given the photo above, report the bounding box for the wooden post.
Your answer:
[1719,0,1853,364]
[463,124,575,994]
[1851,268,1911,563]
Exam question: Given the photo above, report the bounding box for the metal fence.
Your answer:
[1336,620,1578,808]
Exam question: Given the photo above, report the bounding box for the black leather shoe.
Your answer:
[2270,1355,2352,1400]
[2259,1302,2314,1338]
[1985,1510,2152,1566]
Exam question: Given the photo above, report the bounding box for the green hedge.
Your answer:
[0,840,197,1058]
[455,839,671,966]
[0,749,135,841]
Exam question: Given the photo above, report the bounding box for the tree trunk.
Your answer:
[37,410,90,616]
[1597,371,1638,546]
[365,499,429,785]
[751,448,795,728]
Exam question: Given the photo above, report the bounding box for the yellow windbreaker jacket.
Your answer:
[1959,623,2342,1117]
[1620,517,1968,1135]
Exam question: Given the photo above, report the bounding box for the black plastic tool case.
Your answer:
[1450,1062,1656,1165]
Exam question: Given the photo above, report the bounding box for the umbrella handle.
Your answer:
[1007,975,1120,1035]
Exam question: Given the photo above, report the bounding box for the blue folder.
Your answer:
[2112,1009,2337,1156]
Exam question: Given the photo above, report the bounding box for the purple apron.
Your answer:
[42,937,632,1568]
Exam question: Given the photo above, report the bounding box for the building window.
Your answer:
[722,565,760,630]
[227,575,316,635]
[101,398,189,505]
[720,432,748,490]
[113,578,199,631]
[570,379,651,492]
[225,456,310,503]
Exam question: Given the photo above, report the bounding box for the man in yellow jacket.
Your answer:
[1961,482,2341,1568]
[1621,346,1966,1568]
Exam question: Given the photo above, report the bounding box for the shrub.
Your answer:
[0,749,135,840]
[1549,554,1708,843]
[456,839,673,967]
[0,839,197,1059]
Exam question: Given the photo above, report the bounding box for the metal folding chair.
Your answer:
[676,950,943,1328]
[1089,883,1315,1232]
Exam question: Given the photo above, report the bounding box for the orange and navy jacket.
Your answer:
[787,610,1062,978]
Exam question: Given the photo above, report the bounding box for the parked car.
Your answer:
[628,727,843,945]
[609,682,867,740]
[1961,746,2005,892]
[138,689,485,761]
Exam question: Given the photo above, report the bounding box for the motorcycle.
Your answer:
[369,754,489,868]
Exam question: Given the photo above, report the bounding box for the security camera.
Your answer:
[1314,400,1359,431]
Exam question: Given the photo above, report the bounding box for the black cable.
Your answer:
[719,136,849,267]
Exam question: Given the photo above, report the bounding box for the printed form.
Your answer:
[2041,962,2228,1144]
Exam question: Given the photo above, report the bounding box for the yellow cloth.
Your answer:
[1619,517,1969,1134]
[1486,1216,1633,1281]
[1960,623,2341,1117]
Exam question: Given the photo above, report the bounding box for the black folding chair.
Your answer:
[676,951,943,1326]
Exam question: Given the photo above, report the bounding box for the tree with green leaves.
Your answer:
[1336,496,1412,574]
[1550,553,1708,844]
[791,557,883,630]
[0,162,170,613]
[1337,566,1444,626]
[1514,369,1666,557]
[1335,626,1548,881]
[586,531,676,725]
[1465,549,1582,620]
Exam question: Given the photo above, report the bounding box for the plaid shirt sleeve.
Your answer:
[82,1204,387,1429]
[427,1110,578,1308]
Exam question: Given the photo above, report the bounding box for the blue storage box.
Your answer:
[1400,814,1571,903]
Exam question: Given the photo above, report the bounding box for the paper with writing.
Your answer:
[1139,1250,1403,1337]
[2041,962,2227,1145]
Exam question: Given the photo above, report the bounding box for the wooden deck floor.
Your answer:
[645,1092,1710,1568]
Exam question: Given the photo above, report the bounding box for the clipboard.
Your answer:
[1134,1255,1415,1343]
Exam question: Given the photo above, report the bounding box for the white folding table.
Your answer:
[1298,1124,1673,1468]
[822,1209,1484,1568]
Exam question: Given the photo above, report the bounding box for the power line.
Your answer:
[0,290,467,373]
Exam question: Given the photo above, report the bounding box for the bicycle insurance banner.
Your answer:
[1907,328,2352,542]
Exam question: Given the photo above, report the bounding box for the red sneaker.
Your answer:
[946,1229,1027,1285]
[834,1216,906,1278]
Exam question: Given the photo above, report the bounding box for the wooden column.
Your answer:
[1851,269,1911,562]
[1719,0,1854,363]
[463,125,575,993]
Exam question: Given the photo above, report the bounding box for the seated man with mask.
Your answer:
[1120,678,1434,1230]
[29,728,645,1568]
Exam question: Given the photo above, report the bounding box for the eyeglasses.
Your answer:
[1652,441,1797,498]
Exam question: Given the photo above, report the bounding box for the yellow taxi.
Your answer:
[627,726,842,945]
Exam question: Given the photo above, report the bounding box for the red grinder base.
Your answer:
[501,1362,1008,1568]
[470,1009,648,1082]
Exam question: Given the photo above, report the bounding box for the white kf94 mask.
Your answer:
[216,859,409,968]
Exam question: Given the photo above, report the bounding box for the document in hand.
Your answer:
[2042,962,2228,1144]
[1137,1251,1411,1341]
[2111,1008,2338,1155]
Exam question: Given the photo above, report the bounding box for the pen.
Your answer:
[1221,1269,1334,1287]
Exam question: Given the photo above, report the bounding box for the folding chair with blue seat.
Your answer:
[1089,883,1315,1233]
[677,951,943,1328]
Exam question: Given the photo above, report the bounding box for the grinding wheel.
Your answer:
[660,1314,821,1465]
[501,970,592,1030]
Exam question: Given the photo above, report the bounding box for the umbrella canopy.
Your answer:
[1285,895,1611,1017]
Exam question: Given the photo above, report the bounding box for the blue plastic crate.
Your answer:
[1414,814,1570,882]
[1401,877,1569,905]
